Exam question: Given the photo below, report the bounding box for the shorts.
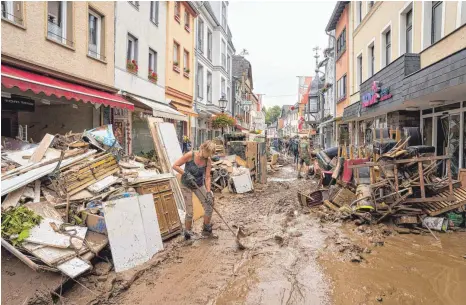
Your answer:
[299,157,311,166]
[181,185,213,223]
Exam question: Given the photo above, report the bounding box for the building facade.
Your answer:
[165,1,198,142]
[1,1,133,143]
[232,55,254,132]
[341,1,466,178]
[193,1,234,147]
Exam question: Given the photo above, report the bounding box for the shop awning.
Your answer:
[128,94,187,122]
[1,65,134,110]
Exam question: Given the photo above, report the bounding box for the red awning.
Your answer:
[1,65,134,110]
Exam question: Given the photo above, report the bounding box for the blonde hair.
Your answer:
[199,140,216,156]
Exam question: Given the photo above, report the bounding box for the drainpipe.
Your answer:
[326,30,337,146]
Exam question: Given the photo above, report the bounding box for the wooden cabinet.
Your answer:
[137,180,182,240]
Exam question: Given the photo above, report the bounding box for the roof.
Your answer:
[325,1,349,32]
[232,55,253,89]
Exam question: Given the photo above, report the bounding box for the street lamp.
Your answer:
[218,95,228,135]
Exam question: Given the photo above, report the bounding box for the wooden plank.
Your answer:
[30,134,55,163]
[418,161,426,199]
[1,187,26,210]
[33,180,41,203]
[405,196,455,203]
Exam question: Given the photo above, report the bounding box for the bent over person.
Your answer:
[173,141,216,240]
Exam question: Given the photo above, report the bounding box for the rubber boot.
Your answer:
[202,223,213,237]
[184,229,194,240]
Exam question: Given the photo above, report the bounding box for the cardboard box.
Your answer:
[83,212,107,235]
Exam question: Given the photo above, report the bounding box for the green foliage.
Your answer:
[265,105,281,125]
[211,113,236,129]
[1,206,42,245]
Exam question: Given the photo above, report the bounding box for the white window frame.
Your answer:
[227,54,231,74]
[183,49,189,71]
[88,9,101,58]
[207,71,212,103]
[379,22,391,70]
[421,1,445,50]
[148,48,157,74]
[221,39,226,69]
[2,1,14,21]
[355,1,362,27]
[197,64,204,99]
[399,2,414,55]
[47,1,68,44]
[367,38,375,79]
[197,18,204,52]
[150,1,159,25]
[356,51,363,91]
[173,41,179,64]
[457,1,466,28]
[127,34,138,62]
[221,78,226,98]
[207,29,213,61]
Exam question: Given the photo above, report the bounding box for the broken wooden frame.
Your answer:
[349,155,455,203]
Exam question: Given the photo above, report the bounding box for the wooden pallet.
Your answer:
[415,187,466,216]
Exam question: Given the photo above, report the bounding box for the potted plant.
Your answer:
[148,69,158,83]
[211,113,236,129]
[183,68,190,78]
[173,61,180,72]
[127,59,138,73]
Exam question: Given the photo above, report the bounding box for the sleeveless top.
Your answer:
[181,151,206,187]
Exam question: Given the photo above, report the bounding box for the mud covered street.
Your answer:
[61,163,466,305]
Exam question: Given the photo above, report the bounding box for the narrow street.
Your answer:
[64,163,331,305]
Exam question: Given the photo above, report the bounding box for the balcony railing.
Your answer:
[47,21,74,47]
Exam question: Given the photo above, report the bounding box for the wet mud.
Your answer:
[61,162,466,305]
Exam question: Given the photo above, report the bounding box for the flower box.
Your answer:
[127,60,138,74]
[148,70,158,83]
[183,72,190,78]
[173,63,180,73]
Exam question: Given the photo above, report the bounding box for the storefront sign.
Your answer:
[2,95,35,112]
[362,81,393,108]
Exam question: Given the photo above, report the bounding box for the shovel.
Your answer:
[193,184,247,250]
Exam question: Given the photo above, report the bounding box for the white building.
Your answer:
[193,1,234,147]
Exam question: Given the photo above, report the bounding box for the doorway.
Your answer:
[436,114,461,178]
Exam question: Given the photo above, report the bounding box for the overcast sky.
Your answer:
[228,1,336,109]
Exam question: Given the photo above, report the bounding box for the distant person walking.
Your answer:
[297,136,312,179]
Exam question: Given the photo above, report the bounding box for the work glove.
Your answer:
[182,172,198,189]
[206,191,214,206]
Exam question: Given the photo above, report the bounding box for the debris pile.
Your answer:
[305,137,466,234]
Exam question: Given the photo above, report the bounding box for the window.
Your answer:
[368,44,375,77]
[227,54,231,73]
[47,1,73,47]
[207,30,213,61]
[197,64,204,99]
[406,9,412,53]
[221,40,226,68]
[432,1,442,44]
[148,48,157,75]
[385,30,391,66]
[357,54,363,87]
[337,27,346,57]
[197,18,204,52]
[88,9,104,60]
[221,2,227,29]
[127,34,138,72]
[174,1,180,19]
[183,49,189,74]
[1,1,23,25]
[128,1,139,9]
[221,78,226,97]
[356,1,362,25]
[173,41,180,70]
[207,72,212,103]
[150,1,159,25]
[337,75,347,101]
[184,11,190,30]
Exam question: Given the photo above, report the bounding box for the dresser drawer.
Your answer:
[156,181,171,193]
[137,185,159,194]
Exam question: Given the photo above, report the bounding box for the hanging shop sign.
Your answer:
[362,81,393,108]
[1,94,35,112]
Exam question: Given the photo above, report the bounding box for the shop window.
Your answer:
[150,1,159,25]
[422,117,433,146]
[207,71,212,103]
[1,1,23,26]
[132,112,155,157]
[434,102,461,113]
[88,8,105,61]
[47,1,74,47]
[197,64,204,99]
[207,30,213,61]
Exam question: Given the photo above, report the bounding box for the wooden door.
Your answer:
[161,192,182,231]
[153,194,170,236]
